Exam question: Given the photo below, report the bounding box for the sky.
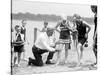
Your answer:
[12,0,94,17]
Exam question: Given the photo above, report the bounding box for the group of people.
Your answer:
[11,20,27,67]
[11,5,97,67]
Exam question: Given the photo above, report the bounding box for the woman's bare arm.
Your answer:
[54,22,61,33]
[83,21,91,34]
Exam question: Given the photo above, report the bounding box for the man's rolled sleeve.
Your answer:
[42,38,55,51]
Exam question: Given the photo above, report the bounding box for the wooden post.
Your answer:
[34,28,37,44]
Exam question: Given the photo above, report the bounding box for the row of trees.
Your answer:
[12,12,94,24]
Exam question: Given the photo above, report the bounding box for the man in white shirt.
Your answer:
[28,28,56,66]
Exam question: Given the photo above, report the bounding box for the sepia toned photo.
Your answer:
[11,0,97,75]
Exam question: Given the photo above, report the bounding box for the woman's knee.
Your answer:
[65,44,69,50]
[77,43,82,48]
[14,52,18,57]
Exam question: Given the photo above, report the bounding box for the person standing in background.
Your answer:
[21,20,26,40]
[73,14,91,66]
[11,27,14,67]
[21,19,29,60]
[71,20,78,50]
[91,5,97,66]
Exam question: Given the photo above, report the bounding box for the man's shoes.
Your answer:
[91,63,97,67]
[28,61,31,66]
[45,61,55,64]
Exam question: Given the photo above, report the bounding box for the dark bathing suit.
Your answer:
[59,22,70,40]
[14,34,24,53]
[93,16,97,61]
[59,22,71,49]
[76,20,87,45]
[21,27,26,40]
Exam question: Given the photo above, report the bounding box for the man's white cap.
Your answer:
[60,14,67,20]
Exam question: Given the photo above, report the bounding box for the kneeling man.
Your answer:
[28,28,56,66]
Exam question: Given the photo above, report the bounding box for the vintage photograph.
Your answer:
[11,0,97,75]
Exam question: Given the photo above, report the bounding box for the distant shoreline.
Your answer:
[11,13,94,24]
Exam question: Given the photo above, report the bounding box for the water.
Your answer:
[12,20,95,60]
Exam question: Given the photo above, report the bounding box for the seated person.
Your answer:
[28,28,56,66]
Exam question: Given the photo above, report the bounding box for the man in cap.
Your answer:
[28,28,56,66]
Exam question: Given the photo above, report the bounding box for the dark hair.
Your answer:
[73,14,81,19]
[22,19,26,23]
[15,25,20,30]
[44,21,48,24]
[91,5,97,13]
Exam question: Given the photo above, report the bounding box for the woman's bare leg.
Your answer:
[13,52,18,66]
[77,43,82,65]
[22,51,25,60]
[55,44,63,65]
[11,47,14,66]
[80,46,84,60]
[73,40,76,49]
[18,52,22,66]
[55,50,61,65]
[64,44,69,64]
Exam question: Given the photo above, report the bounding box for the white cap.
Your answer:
[61,14,67,20]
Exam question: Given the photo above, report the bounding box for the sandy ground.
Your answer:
[12,45,97,75]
